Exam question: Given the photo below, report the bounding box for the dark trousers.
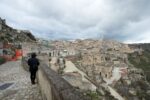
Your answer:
[30,71,37,84]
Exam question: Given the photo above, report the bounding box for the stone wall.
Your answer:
[22,57,29,71]
[22,57,89,100]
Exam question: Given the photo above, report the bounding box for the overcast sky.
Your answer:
[0,0,150,43]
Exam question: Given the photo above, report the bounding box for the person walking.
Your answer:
[28,53,40,84]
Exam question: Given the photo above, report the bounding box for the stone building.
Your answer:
[22,43,44,56]
[81,52,106,67]
[98,66,113,79]
[50,50,60,57]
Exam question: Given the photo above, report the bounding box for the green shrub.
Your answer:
[0,57,6,65]
[86,91,100,100]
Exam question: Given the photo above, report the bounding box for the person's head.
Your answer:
[31,53,36,58]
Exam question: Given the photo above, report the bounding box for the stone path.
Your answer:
[0,60,42,100]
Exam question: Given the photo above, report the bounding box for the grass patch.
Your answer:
[86,91,101,100]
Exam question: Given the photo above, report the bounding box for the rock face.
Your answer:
[0,17,36,42]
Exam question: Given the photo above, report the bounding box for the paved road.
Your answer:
[0,60,42,100]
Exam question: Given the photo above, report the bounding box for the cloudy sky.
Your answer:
[0,0,150,43]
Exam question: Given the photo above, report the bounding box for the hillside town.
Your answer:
[20,39,150,100]
[0,17,150,100]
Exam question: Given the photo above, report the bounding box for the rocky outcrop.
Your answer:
[0,17,36,42]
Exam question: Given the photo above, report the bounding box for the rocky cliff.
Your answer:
[0,17,36,42]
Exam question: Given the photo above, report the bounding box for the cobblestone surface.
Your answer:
[0,61,42,100]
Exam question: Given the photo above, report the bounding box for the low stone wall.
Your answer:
[22,57,89,100]
[21,57,29,71]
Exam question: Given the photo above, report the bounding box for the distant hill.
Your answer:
[0,17,36,43]
[129,43,150,51]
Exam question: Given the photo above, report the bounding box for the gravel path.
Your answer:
[0,60,42,100]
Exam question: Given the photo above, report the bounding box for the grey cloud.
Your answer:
[0,0,150,43]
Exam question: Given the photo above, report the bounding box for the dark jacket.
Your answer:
[28,58,40,72]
